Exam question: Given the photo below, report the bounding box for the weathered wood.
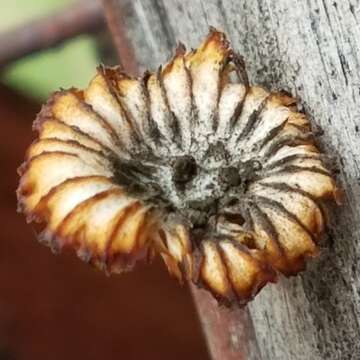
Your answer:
[101,0,138,74]
[106,1,360,359]
[190,284,261,360]
[102,3,258,359]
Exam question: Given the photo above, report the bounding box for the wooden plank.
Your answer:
[104,0,360,359]
[190,284,261,360]
[101,2,260,359]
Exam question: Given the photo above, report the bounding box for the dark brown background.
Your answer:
[0,84,208,360]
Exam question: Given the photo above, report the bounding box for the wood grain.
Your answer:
[190,284,261,360]
[106,0,360,359]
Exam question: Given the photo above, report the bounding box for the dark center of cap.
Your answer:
[220,166,242,187]
[172,155,197,184]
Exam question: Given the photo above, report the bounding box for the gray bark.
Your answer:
[113,1,360,359]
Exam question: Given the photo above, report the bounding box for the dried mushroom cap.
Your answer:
[17,29,338,306]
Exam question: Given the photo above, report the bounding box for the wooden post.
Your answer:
[102,1,360,359]
[190,284,261,360]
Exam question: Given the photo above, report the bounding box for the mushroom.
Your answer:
[17,29,338,306]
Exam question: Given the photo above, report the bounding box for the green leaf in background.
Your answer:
[0,0,99,100]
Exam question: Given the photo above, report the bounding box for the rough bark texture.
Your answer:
[105,1,360,359]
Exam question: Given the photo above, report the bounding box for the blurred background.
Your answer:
[0,1,208,359]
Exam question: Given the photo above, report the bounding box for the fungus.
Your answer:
[17,29,338,306]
